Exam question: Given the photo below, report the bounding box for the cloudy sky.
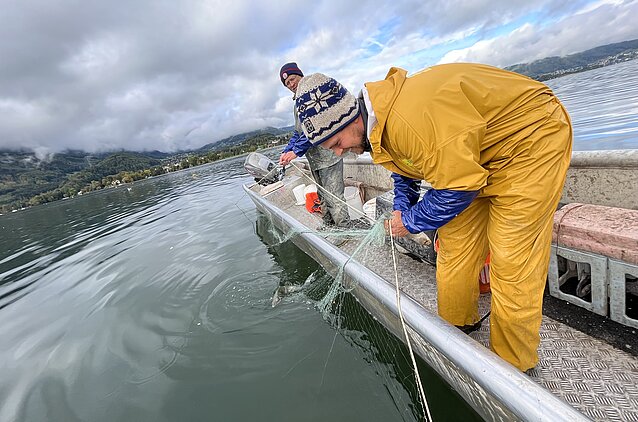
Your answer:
[1,0,637,155]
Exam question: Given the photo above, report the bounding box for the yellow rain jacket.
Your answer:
[365,63,572,371]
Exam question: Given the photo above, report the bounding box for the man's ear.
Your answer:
[357,114,365,129]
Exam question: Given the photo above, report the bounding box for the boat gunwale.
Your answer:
[342,149,638,168]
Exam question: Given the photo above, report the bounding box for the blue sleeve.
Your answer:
[282,131,296,153]
[400,189,479,233]
[282,131,312,156]
[391,173,421,211]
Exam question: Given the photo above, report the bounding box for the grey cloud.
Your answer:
[1,0,635,154]
[0,1,301,153]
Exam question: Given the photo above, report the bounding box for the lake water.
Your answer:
[1,60,637,422]
[0,157,479,421]
[546,59,638,151]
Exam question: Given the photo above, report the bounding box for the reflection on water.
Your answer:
[0,156,480,421]
[546,59,638,151]
[1,160,273,421]
[254,215,481,422]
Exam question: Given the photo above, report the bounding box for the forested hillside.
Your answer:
[1,150,96,208]
[506,39,638,80]
[1,132,288,212]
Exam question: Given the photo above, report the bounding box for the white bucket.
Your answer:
[363,197,376,221]
[344,186,363,219]
[292,184,306,205]
[304,184,317,196]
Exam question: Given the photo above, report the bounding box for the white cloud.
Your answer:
[438,0,638,67]
[0,0,636,153]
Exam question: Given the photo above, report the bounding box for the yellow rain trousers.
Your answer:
[365,64,573,371]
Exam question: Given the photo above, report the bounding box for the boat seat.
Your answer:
[549,203,638,327]
[552,203,638,265]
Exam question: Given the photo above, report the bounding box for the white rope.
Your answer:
[290,160,431,421]
[388,222,432,422]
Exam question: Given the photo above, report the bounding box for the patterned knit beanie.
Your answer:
[279,62,303,86]
[295,73,360,146]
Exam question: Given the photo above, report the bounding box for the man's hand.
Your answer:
[385,210,410,237]
[279,151,298,166]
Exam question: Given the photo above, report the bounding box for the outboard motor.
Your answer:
[244,152,280,185]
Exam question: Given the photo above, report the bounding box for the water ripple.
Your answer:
[547,59,638,150]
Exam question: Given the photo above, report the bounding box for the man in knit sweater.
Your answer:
[278,62,350,228]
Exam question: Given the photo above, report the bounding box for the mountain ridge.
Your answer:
[505,38,638,81]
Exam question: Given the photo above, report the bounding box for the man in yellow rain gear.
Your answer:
[293,64,572,371]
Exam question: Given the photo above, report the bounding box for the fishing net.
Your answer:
[242,159,480,421]
[255,214,439,421]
